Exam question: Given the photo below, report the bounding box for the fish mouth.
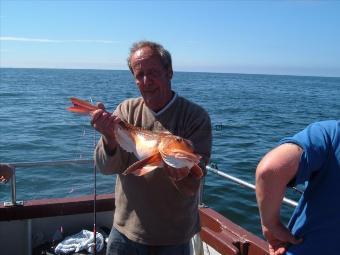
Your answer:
[163,149,201,163]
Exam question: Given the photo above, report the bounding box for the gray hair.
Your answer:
[127,40,172,74]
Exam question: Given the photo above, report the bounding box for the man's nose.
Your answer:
[143,74,153,86]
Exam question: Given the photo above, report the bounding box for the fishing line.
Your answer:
[90,97,97,255]
[93,129,97,254]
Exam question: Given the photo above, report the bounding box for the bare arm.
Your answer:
[256,143,303,255]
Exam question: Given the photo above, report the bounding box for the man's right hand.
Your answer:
[91,103,121,153]
[262,222,302,255]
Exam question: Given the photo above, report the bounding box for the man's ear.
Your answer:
[167,68,173,79]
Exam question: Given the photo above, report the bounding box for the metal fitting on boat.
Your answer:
[3,166,24,207]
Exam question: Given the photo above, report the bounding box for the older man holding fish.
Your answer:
[91,41,212,255]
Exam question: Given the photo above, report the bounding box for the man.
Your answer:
[92,41,212,254]
[256,120,340,255]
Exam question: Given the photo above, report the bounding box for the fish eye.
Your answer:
[176,137,183,142]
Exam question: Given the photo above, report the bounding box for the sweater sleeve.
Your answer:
[94,137,132,174]
[185,107,212,175]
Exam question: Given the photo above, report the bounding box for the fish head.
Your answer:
[159,136,201,168]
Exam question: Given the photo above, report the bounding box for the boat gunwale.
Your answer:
[0,193,114,221]
[0,193,269,255]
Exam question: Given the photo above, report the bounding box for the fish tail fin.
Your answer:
[190,164,203,179]
[67,97,99,115]
[123,153,163,176]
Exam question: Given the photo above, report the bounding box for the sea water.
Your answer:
[0,68,339,236]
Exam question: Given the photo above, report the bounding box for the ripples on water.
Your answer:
[0,68,339,236]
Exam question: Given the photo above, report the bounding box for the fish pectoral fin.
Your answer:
[190,164,203,179]
[123,153,163,176]
[129,165,159,176]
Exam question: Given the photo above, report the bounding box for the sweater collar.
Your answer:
[149,92,178,116]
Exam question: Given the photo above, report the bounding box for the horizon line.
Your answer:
[0,66,339,79]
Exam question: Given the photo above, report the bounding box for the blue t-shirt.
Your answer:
[280,120,340,254]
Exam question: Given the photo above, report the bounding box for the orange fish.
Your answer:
[67,97,203,180]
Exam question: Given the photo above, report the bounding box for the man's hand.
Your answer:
[164,165,201,196]
[262,222,302,255]
[0,164,14,184]
[164,165,190,181]
[91,103,119,137]
[91,103,121,153]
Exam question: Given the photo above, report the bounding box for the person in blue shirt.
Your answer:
[256,120,340,255]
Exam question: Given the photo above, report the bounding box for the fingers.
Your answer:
[164,165,190,181]
[263,223,303,255]
[268,241,288,255]
[96,102,105,110]
[275,247,287,255]
[91,102,109,125]
[91,109,105,125]
[273,225,302,246]
[0,177,10,184]
[95,113,115,129]
[91,110,118,134]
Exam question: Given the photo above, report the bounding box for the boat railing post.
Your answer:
[11,167,16,204]
[2,159,94,207]
[4,166,24,207]
[28,219,32,255]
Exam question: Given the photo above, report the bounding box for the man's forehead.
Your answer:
[131,48,161,69]
[135,46,155,58]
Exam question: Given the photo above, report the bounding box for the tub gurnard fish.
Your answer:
[67,97,203,180]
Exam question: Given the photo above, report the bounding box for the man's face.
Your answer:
[130,46,173,112]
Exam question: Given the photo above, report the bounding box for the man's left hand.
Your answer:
[164,165,190,181]
[164,165,201,196]
[262,222,303,255]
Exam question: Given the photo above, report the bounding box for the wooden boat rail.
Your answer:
[200,206,268,255]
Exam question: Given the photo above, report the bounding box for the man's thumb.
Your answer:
[96,102,105,110]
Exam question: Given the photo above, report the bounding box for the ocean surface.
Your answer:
[1,68,339,237]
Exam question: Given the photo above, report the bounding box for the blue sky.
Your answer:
[1,1,340,77]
